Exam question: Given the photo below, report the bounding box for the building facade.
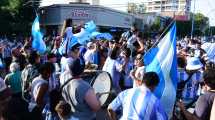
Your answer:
[39,3,144,36]
[146,0,191,21]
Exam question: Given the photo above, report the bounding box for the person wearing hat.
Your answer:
[178,69,215,120]
[180,57,204,107]
[60,37,81,73]
[107,72,167,120]
[60,58,101,120]
[59,39,84,89]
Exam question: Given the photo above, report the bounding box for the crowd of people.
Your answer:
[0,18,215,120]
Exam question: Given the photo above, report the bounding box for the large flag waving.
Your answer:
[144,23,177,117]
[32,15,46,54]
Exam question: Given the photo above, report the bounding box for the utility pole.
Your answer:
[191,0,196,38]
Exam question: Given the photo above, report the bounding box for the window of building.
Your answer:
[155,1,161,4]
[166,6,171,9]
[148,7,152,11]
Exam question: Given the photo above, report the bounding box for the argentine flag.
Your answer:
[144,23,177,118]
[32,15,46,54]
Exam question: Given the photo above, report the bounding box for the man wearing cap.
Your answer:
[181,57,204,106]
[108,72,167,120]
[61,58,101,120]
[60,37,82,73]
[178,69,215,120]
[59,37,84,88]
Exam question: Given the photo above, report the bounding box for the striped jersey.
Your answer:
[108,85,168,120]
[177,68,188,83]
[183,71,203,99]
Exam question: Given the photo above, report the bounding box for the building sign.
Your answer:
[71,9,90,18]
[175,15,190,21]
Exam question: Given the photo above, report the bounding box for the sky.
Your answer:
[192,0,215,26]
[40,0,215,26]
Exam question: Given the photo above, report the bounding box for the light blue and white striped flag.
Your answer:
[144,23,177,117]
[32,15,46,54]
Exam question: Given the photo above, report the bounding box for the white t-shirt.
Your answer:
[60,57,74,73]
[59,70,72,86]
[133,66,145,88]
[102,57,121,91]
[29,76,48,112]
[84,49,95,64]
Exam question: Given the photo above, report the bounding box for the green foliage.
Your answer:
[127,2,146,14]
[205,27,215,36]
[176,21,192,37]
[150,17,161,32]
[0,0,36,36]
[176,13,209,37]
[0,0,21,13]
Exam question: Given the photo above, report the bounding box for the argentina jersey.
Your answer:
[108,85,168,120]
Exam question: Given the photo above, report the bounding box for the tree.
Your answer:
[127,2,146,14]
[0,0,37,36]
[193,13,209,36]
[150,17,161,32]
[137,3,146,14]
[176,20,192,37]
[176,13,209,37]
[127,3,137,14]
[205,26,215,36]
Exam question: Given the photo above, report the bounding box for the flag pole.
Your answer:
[145,19,176,54]
[191,0,196,38]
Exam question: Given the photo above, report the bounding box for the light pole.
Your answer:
[191,0,196,38]
[206,9,215,37]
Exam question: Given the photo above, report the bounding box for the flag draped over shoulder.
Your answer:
[144,23,177,117]
[32,15,46,54]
